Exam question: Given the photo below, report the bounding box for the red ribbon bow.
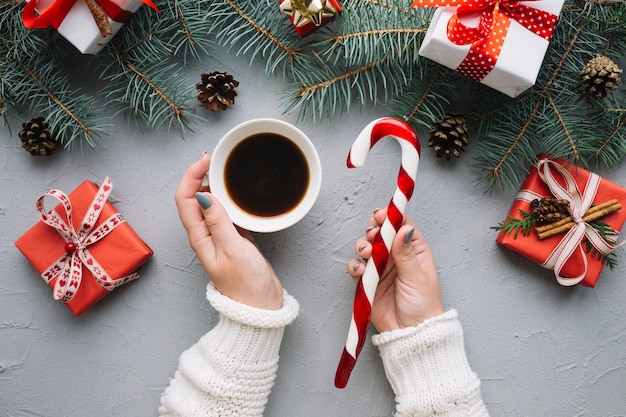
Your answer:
[23,0,158,31]
[412,0,558,81]
[37,178,139,303]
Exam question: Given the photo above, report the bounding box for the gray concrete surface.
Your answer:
[2,48,626,417]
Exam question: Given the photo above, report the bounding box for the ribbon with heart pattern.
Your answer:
[37,178,139,303]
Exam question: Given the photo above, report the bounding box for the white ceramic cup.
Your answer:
[208,118,322,233]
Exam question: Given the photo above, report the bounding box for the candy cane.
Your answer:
[335,117,421,388]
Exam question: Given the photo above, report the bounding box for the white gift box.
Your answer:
[35,0,144,54]
[418,1,564,97]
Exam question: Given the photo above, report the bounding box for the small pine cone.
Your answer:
[196,71,239,111]
[19,117,59,156]
[530,197,570,223]
[580,55,622,99]
[428,112,470,160]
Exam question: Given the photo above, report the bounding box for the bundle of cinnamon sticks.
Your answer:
[85,0,113,37]
[535,199,622,240]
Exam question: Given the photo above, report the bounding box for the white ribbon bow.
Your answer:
[536,159,620,286]
[37,178,139,302]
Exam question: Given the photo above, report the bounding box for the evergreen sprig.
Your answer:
[1,0,625,192]
[283,0,432,121]
[201,0,311,77]
[0,5,109,149]
[0,0,213,148]
[491,209,537,239]
[586,219,620,269]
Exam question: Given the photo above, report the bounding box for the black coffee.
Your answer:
[224,133,310,217]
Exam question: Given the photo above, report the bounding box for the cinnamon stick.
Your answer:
[536,199,621,240]
[535,199,619,234]
[85,0,113,37]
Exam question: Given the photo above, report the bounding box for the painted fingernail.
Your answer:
[404,227,415,244]
[195,192,212,210]
[199,150,208,159]
[366,225,376,232]
[358,243,367,252]
[373,208,382,214]
[352,263,360,272]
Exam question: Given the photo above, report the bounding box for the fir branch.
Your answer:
[585,219,620,269]
[491,209,537,239]
[284,0,428,119]
[0,0,23,9]
[1,28,107,148]
[102,46,198,133]
[471,1,626,189]
[591,111,626,164]
[16,58,93,137]
[202,0,307,74]
[404,65,443,124]
[390,63,458,130]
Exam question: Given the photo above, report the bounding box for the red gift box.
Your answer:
[15,178,153,315]
[496,157,626,287]
[279,0,342,36]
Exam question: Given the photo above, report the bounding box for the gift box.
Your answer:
[279,0,342,36]
[414,0,564,97]
[496,158,626,287]
[22,0,156,54]
[15,178,153,315]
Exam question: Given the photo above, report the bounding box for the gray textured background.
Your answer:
[2,44,626,417]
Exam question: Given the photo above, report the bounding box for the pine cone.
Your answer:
[428,112,470,160]
[196,72,239,111]
[580,55,622,99]
[19,117,59,156]
[530,197,570,223]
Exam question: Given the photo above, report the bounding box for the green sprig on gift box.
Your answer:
[491,209,537,240]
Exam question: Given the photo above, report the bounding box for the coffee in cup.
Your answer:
[208,118,322,233]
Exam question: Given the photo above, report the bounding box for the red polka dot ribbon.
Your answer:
[412,0,559,81]
[36,178,139,303]
[22,0,158,31]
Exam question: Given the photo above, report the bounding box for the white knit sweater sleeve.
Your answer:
[372,309,489,417]
[158,282,299,417]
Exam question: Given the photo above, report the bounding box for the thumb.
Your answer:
[195,192,243,246]
[391,226,423,277]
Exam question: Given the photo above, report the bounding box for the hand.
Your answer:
[174,153,284,310]
[347,209,443,333]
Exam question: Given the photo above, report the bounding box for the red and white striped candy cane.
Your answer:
[335,117,421,388]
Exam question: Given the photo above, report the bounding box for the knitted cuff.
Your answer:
[200,282,300,365]
[206,282,300,328]
[372,310,486,416]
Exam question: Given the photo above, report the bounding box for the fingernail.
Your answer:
[366,225,376,232]
[404,227,415,244]
[373,208,382,214]
[352,263,360,272]
[199,150,208,159]
[195,192,212,210]
[358,243,367,252]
